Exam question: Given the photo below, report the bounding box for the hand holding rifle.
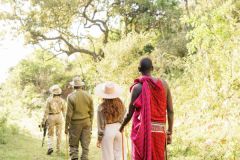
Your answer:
[39,120,48,147]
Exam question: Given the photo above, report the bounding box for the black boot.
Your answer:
[47,148,53,155]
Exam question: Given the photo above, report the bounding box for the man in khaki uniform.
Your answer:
[65,77,94,160]
[42,84,66,155]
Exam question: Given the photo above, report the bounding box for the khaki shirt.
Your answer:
[66,89,93,129]
[42,96,66,123]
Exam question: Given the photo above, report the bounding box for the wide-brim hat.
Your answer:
[50,84,62,95]
[70,76,85,87]
[95,82,123,99]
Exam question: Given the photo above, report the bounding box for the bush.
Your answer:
[0,112,19,144]
[0,114,9,144]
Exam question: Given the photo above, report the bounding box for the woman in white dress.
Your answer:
[95,82,126,160]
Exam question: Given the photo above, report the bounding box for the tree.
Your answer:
[3,0,115,61]
[10,50,70,92]
[1,0,182,61]
[111,0,182,36]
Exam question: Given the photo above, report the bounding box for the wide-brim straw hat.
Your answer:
[70,76,85,87]
[50,84,62,95]
[95,82,123,99]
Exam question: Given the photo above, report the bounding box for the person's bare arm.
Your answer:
[166,82,174,134]
[162,80,174,144]
[119,84,142,132]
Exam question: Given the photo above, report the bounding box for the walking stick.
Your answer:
[165,133,168,160]
[165,142,168,160]
[122,132,124,160]
[66,134,69,160]
[126,131,130,159]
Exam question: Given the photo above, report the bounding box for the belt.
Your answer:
[106,121,120,124]
[151,122,166,133]
[49,113,60,115]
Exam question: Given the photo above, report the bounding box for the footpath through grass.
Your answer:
[0,133,100,160]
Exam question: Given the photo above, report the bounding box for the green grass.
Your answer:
[0,133,100,160]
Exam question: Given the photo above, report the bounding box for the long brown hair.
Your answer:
[101,98,125,122]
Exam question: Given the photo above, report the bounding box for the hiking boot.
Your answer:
[47,148,53,155]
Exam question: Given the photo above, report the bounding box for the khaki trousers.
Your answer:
[47,114,63,151]
[69,118,92,160]
[101,123,126,160]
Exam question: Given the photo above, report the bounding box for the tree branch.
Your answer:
[46,52,65,61]
[82,0,109,44]
[184,0,190,17]
[30,31,101,61]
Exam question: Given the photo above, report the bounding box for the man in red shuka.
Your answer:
[119,57,174,160]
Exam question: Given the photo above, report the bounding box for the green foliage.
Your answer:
[0,0,240,159]
[3,50,72,110]
[0,0,183,61]
[112,0,182,35]
[181,0,240,104]
[168,0,240,159]
[0,111,19,145]
[0,114,8,144]
[97,32,157,85]
[12,50,69,91]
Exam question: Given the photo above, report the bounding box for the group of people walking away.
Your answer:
[41,57,174,160]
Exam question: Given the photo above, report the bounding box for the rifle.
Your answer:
[39,121,48,147]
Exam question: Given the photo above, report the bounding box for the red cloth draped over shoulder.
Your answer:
[130,76,167,160]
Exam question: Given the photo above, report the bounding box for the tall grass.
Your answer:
[0,112,19,145]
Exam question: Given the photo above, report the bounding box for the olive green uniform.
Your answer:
[42,96,66,152]
[66,89,94,160]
